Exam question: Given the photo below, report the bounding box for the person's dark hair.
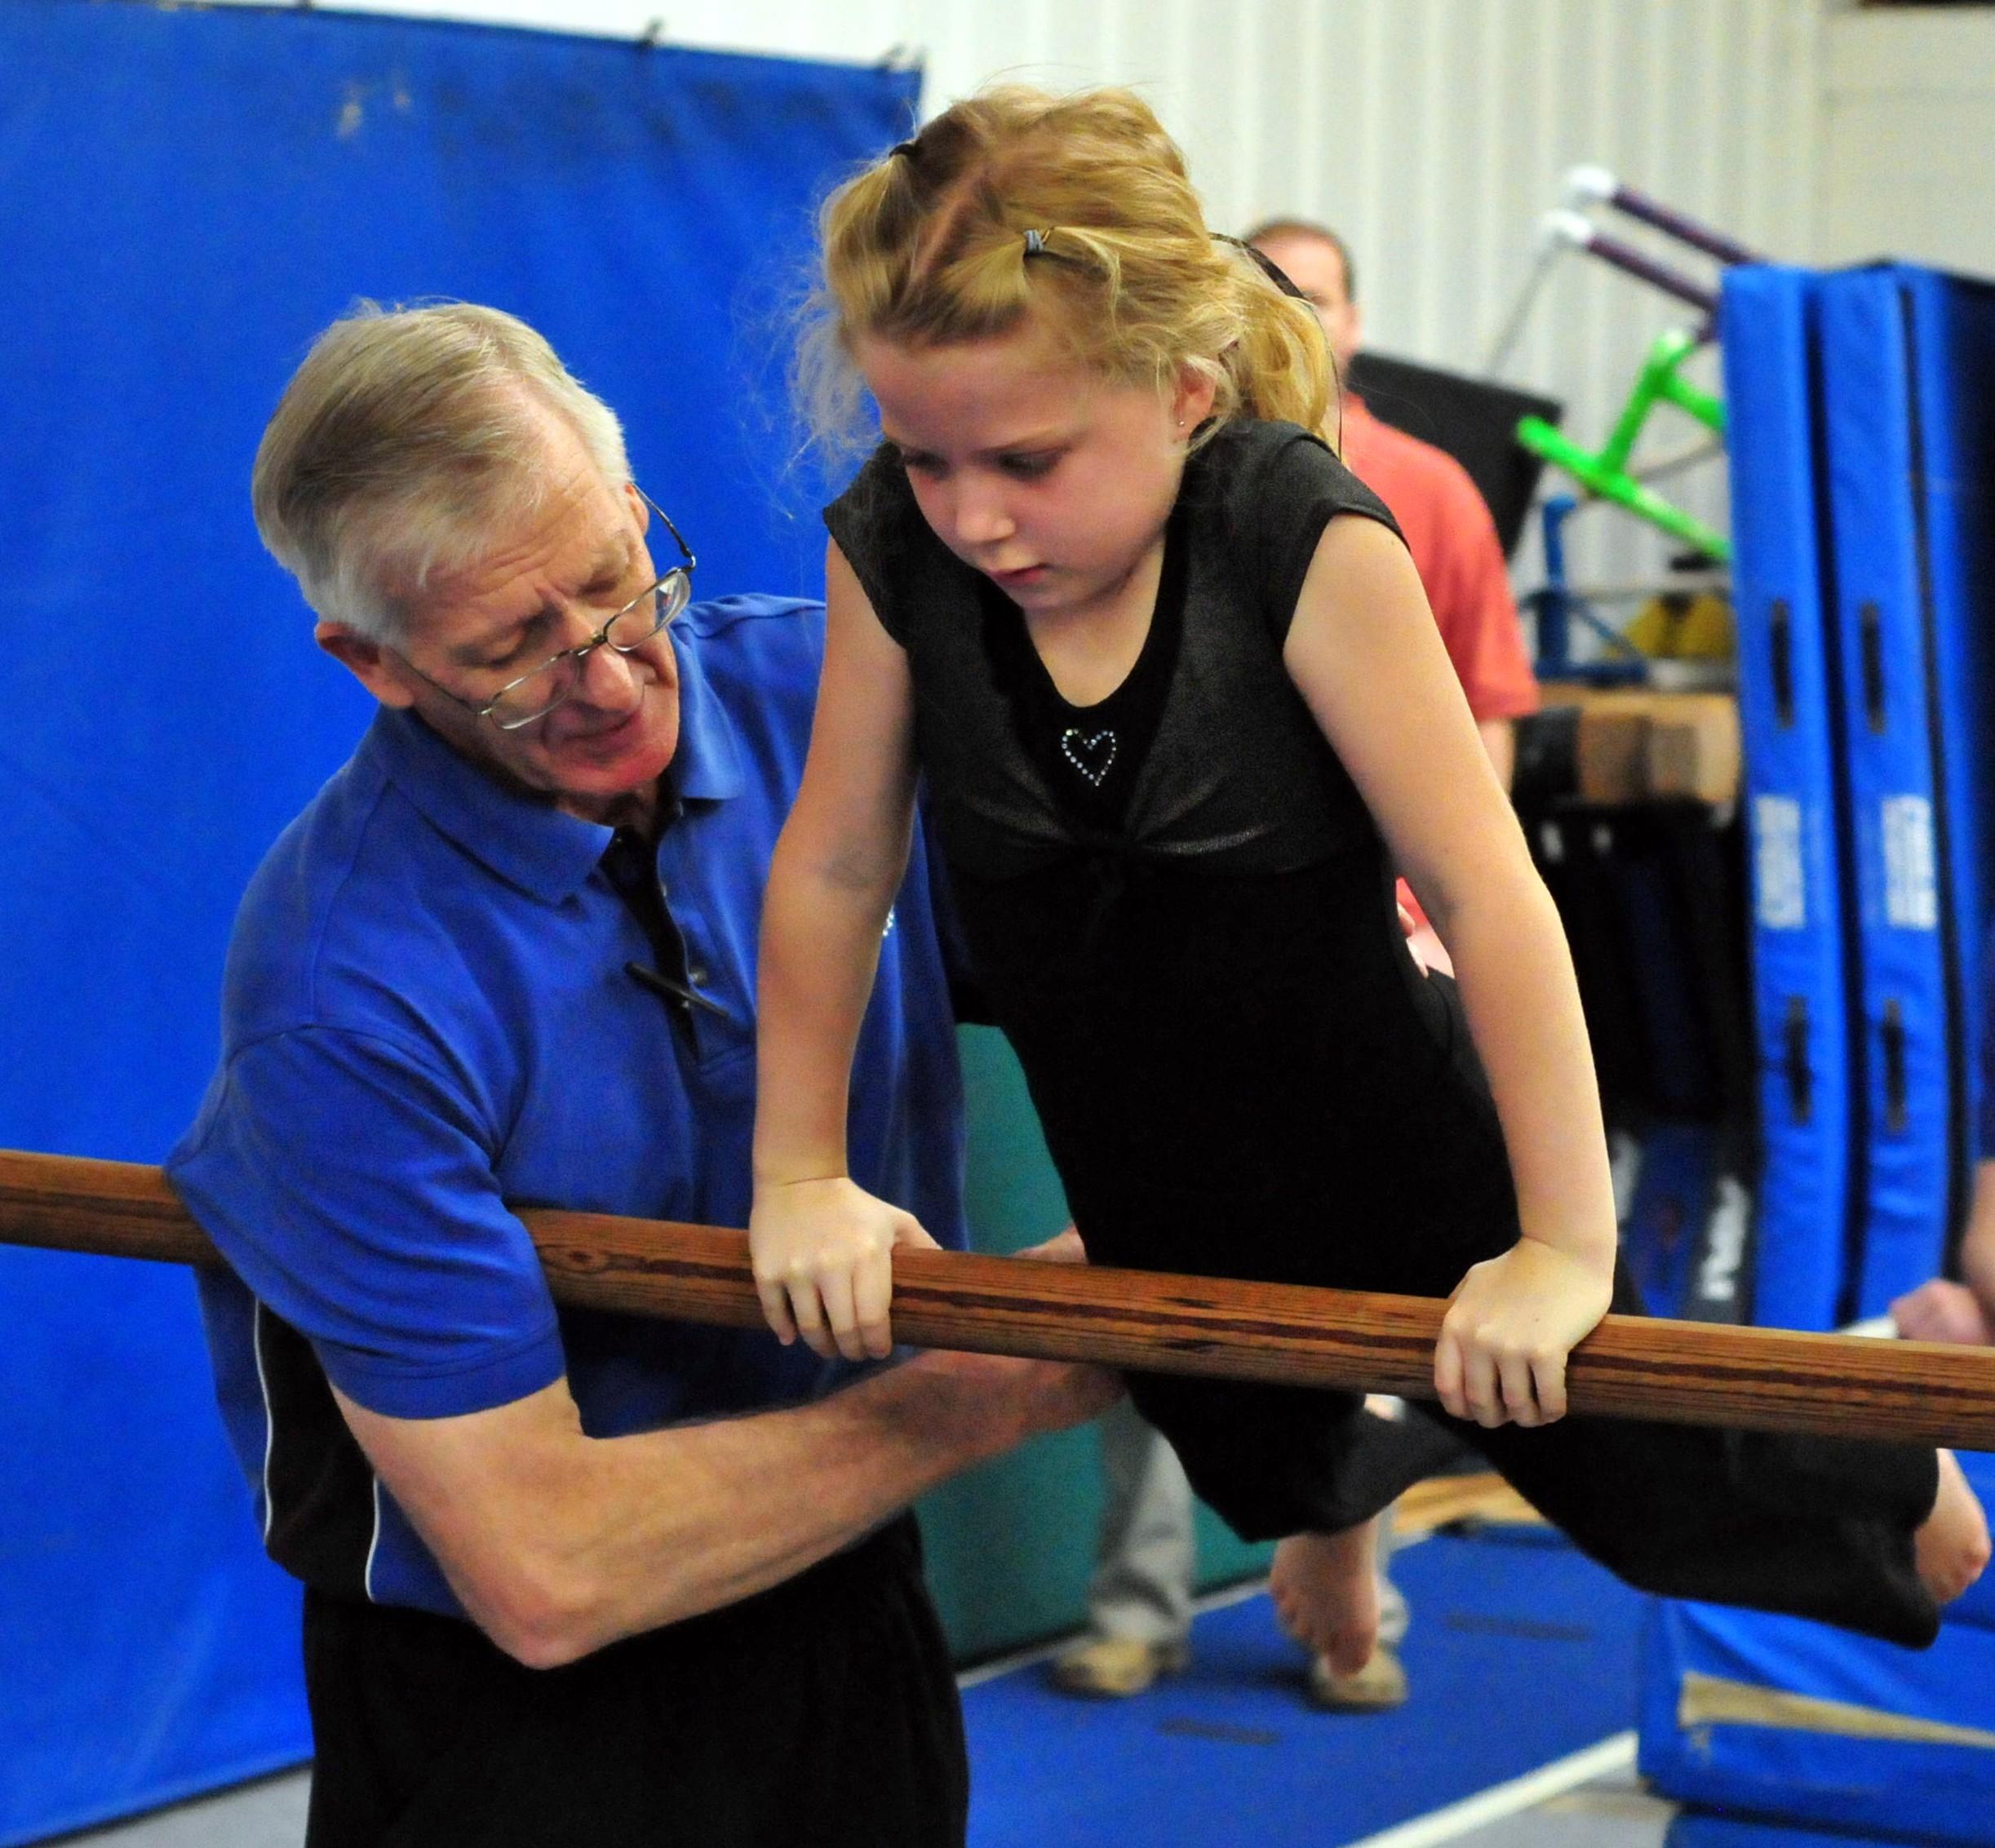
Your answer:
[1240,217,1357,306]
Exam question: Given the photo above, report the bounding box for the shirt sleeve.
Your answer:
[1217,421,1409,646]
[168,1024,567,1420]
[823,445,920,647]
[1418,467,1541,723]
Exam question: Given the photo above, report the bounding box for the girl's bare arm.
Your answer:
[1283,516,1616,1426]
[751,541,931,1361]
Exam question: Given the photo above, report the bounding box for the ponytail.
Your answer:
[799,86,1339,457]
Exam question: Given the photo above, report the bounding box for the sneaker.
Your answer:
[1306,1644,1408,1713]
[1048,1635,1190,1699]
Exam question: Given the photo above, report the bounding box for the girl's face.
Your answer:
[856,319,1217,623]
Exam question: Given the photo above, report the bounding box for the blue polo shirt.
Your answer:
[168,594,967,1616]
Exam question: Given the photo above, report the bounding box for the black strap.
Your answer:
[599,807,725,1021]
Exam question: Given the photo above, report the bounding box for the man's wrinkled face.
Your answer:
[321,410,681,827]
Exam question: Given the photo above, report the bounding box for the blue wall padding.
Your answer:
[1640,1452,1995,1846]
[1818,268,1995,1318]
[0,7,915,1841]
[1720,266,1860,1332]
[1652,263,1995,1848]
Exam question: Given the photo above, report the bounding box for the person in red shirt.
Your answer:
[1053,218,1541,1713]
[1250,219,1538,769]
[1255,217,1539,961]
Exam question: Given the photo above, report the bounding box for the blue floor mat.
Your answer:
[964,1528,1644,1846]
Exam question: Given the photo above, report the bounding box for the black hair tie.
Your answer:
[1213,231,1306,302]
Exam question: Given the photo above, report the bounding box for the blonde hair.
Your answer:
[798,86,1335,462]
[253,302,632,640]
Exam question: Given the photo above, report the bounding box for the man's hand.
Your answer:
[1891,1279,1995,1348]
[749,1176,938,1362]
[1016,1224,1088,1265]
[1434,1239,1613,1429]
[907,1225,1116,1437]
[902,1345,1124,1447]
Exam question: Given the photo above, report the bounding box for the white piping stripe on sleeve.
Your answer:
[250,1301,277,1548]
[364,1475,384,1603]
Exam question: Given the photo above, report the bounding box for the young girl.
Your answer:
[751,86,1985,1661]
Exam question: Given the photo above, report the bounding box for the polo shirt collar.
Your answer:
[665,612,743,806]
[363,614,745,904]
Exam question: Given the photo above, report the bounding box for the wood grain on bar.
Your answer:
[7,1148,1995,1451]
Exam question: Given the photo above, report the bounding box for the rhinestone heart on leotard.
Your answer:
[1061,727,1117,787]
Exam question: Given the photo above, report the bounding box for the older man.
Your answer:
[168,303,1114,1848]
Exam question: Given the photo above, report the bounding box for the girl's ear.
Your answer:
[1171,363,1219,433]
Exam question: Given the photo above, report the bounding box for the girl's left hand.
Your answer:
[1434,1240,1614,1429]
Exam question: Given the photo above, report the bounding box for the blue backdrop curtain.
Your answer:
[0,6,915,1838]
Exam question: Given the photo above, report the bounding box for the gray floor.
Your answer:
[60,1771,308,1848]
[1445,1762,1676,1848]
[59,1757,1677,1848]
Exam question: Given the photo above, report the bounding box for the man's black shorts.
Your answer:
[300,1515,966,1847]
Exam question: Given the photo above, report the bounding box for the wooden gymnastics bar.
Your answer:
[7,1148,1995,1451]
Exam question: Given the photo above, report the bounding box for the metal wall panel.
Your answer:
[1819,8,1995,277]
[205,0,1824,592]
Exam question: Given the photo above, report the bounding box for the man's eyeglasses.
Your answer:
[406,490,696,733]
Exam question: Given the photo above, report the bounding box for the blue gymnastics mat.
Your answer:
[1641,1451,1995,1848]
[1721,265,1861,1333]
[963,1527,1643,1847]
[1817,266,1995,1318]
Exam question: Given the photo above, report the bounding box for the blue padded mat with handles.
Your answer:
[1818,266,1995,1317]
[1641,1449,1995,1846]
[1721,265,1860,1332]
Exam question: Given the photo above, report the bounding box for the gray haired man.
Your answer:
[170,303,1115,1848]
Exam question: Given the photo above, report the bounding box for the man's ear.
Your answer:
[317,623,418,709]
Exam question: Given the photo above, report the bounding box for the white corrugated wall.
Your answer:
[206,0,1829,587]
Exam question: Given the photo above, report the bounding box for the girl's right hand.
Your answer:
[1434,1238,1613,1429]
[749,1177,939,1362]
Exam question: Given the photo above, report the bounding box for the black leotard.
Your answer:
[827,419,1941,1647]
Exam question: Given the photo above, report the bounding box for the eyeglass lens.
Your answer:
[487,572,691,729]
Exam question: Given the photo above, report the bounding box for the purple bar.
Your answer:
[1585,228,1721,314]
[1610,183,1765,267]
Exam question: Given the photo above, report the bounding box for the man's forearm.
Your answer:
[573,1354,1050,1637]
[339,1347,1106,1669]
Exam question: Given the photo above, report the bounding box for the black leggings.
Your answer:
[1123,1258,1943,1651]
[960,859,1946,1651]
[301,1516,965,1848]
